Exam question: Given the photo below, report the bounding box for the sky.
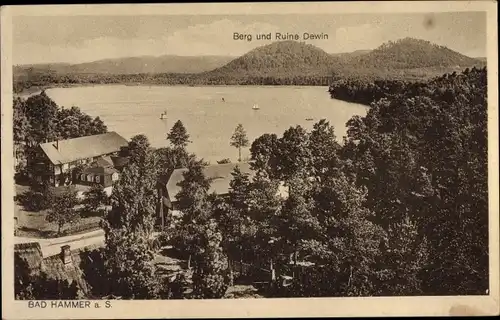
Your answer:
[13,12,487,65]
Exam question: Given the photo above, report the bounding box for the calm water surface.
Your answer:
[46,85,368,163]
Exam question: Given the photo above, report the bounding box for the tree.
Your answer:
[102,226,159,299]
[14,253,36,300]
[278,125,310,181]
[279,176,318,265]
[167,120,191,149]
[175,159,212,223]
[171,158,214,269]
[24,91,59,144]
[127,134,152,167]
[106,162,157,238]
[82,183,109,214]
[308,173,385,297]
[339,67,488,295]
[230,124,249,162]
[13,97,30,144]
[46,186,80,235]
[249,133,280,178]
[309,119,341,180]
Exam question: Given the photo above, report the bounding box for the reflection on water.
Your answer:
[46,85,368,163]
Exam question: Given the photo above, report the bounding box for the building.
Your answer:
[32,132,129,188]
[75,156,120,196]
[157,163,254,222]
[14,242,100,299]
[157,162,288,228]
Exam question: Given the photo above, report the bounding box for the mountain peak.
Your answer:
[209,41,337,77]
[355,37,481,69]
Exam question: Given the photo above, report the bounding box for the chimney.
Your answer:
[61,245,72,265]
[53,140,59,150]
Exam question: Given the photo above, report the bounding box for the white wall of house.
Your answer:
[104,186,113,197]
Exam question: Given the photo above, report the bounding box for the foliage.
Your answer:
[192,220,231,299]
[127,134,152,167]
[46,186,80,235]
[342,67,488,295]
[171,159,213,262]
[14,253,36,300]
[82,183,109,214]
[101,226,159,299]
[23,91,59,144]
[17,182,56,212]
[56,106,107,139]
[78,248,110,298]
[13,97,31,144]
[249,133,280,178]
[100,131,163,299]
[230,124,250,162]
[106,161,157,237]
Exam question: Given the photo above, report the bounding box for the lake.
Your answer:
[46,85,368,163]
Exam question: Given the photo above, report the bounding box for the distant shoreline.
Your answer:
[16,82,333,97]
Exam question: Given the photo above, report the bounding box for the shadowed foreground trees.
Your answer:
[244,67,488,296]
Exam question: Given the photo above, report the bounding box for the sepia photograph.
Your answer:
[1,1,499,318]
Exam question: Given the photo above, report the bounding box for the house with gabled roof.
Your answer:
[32,132,129,189]
[156,162,289,229]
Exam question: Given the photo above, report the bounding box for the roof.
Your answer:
[82,166,118,175]
[15,242,44,271]
[42,243,104,298]
[110,156,129,168]
[39,132,128,165]
[166,162,255,201]
[95,156,113,168]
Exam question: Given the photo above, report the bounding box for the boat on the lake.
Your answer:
[160,110,167,120]
[252,104,260,110]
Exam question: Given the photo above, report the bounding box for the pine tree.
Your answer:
[230,124,249,162]
[167,120,191,149]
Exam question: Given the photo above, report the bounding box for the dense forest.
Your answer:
[329,66,484,105]
[13,38,485,93]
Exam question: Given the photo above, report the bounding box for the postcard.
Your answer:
[1,1,499,318]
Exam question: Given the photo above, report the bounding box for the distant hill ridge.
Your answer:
[14,55,235,79]
[13,38,485,84]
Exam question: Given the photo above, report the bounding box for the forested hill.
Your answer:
[347,38,482,70]
[206,41,339,77]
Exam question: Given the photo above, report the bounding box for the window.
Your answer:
[81,174,85,181]
[62,163,69,171]
[87,174,93,182]
[95,175,101,183]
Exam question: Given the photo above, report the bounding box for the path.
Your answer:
[15,229,106,257]
[15,229,162,258]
